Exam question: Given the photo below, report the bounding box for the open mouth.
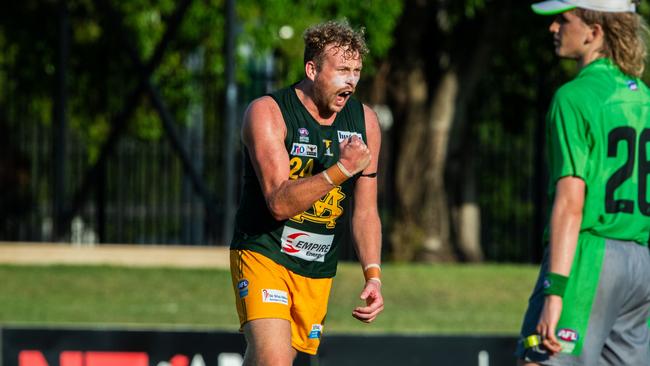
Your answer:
[334,90,353,107]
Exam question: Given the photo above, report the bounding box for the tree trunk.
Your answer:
[382,62,460,262]
[369,0,508,262]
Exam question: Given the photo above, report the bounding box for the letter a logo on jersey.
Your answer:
[291,187,345,228]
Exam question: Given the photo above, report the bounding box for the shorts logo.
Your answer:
[261,289,289,305]
[556,328,579,353]
[557,328,578,342]
[237,279,249,298]
[298,128,310,143]
[337,130,362,143]
[308,324,323,339]
[280,226,334,262]
[291,143,317,158]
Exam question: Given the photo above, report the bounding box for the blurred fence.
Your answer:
[5,102,545,262]
[11,114,227,246]
[0,1,549,263]
[474,115,546,263]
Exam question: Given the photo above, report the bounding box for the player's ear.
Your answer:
[586,23,604,45]
[305,60,317,81]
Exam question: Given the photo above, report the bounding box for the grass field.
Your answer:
[0,262,539,335]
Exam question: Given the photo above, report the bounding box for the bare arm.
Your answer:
[243,96,371,221]
[352,105,382,269]
[242,96,338,220]
[538,176,585,354]
[548,177,585,276]
[351,105,384,323]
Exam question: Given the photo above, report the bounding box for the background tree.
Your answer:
[4,0,646,261]
[368,0,650,262]
[0,0,403,244]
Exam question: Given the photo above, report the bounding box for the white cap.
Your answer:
[531,0,636,14]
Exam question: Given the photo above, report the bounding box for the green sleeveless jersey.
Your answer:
[546,58,650,245]
[230,84,366,278]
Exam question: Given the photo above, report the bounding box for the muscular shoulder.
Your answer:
[242,96,286,144]
[246,96,283,124]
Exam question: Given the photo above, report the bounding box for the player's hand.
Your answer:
[536,295,563,355]
[339,136,371,175]
[352,279,384,323]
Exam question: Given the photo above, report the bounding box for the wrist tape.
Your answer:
[364,263,381,282]
[336,161,353,178]
[543,272,569,297]
[324,162,352,186]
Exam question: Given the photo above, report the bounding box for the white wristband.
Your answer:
[336,161,353,178]
[322,170,334,186]
[364,263,381,271]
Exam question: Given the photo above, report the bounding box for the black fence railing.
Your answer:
[5,83,240,247]
[5,107,545,263]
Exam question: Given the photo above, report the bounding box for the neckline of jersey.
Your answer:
[578,58,617,78]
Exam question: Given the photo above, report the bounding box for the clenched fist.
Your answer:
[338,135,371,175]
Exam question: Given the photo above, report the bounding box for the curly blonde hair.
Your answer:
[575,9,650,77]
[303,20,369,70]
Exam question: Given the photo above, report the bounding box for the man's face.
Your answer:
[312,45,362,114]
[549,10,593,59]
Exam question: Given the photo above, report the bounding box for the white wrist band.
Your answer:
[322,170,334,186]
[336,161,353,178]
[364,263,381,271]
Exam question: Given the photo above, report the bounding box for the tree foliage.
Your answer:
[3,0,648,260]
[0,0,402,241]
[0,0,402,145]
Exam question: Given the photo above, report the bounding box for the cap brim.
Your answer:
[531,1,577,15]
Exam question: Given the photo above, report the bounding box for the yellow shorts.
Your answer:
[229,249,333,355]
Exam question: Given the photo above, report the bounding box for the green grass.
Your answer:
[0,262,539,334]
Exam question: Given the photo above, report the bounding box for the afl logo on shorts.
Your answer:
[557,328,578,342]
[237,279,249,298]
[308,324,323,339]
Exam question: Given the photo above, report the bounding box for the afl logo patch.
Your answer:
[237,279,249,298]
[627,80,639,91]
[557,328,578,342]
[298,127,310,142]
